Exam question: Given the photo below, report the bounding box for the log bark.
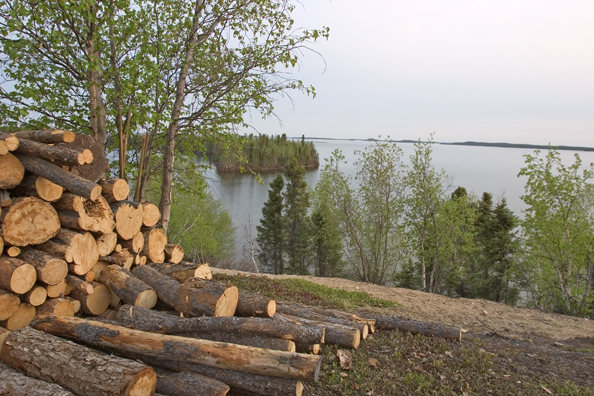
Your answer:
[97,231,118,256]
[100,265,157,309]
[12,129,76,144]
[18,247,68,285]
[295,343,321,355]
[0,362,76,396]
[99,178,130,202]
[184,331,296,352]
[370,315,463,341]
[120,230,144,253]
[54,193,115,234]
[1,325,157,396]
[111,201,144,240]
[69,281,111,315]
[0,256,37,294]
[0,196,60,246]
[236,290,276,318]
[46,279,66,298]
[22,285,47,306]
[275,313,361,349]
[16,154,102,201]
[143,228,167,263]
[276,301,369,339]
[13,135,86,165]
[0,302,35,329]
[0,288,19,320]
[132,265,238,317]
[156,368,230,396]
[32,314,322,381]
[164,243,184,263]
[147,262,212,283]
[115,305,325,345]
[0,152,25,189]
[36,297,75,317]
[63,132,108,182]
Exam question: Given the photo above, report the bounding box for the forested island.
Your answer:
[205,133,319,173]
[441,141,594,152]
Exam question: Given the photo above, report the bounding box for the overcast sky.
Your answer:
[244,0,594,147]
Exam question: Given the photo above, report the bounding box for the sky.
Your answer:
[244,0,594,147]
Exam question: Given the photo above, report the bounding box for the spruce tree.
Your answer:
[256,174,286,274]
[311,206,344,277]
[284,158,311,274]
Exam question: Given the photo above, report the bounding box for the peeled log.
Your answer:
[132,265,238,317]
[143,228,167,263]
[32,315,323,381]
[156,368,229,396]
[54,193,115,234]
[100,265,157,309]
[236,290,276,318]
[164,243,184,263]
[0,257,37,294]
[275,313,361,349]
[115,305,325,345]
[16,154,102,200]
[0,288,20,320]
[111,201,144,240]
[370,315,463,341]
[0,362,76,396]
[0,152,24,189]
[0,302,35,330]
[0,196,60,246]
[99,178,130,202]
[1,325,157,396]
[147,262,212,283]
[18,247,68,285]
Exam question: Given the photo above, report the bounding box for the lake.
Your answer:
[202,139,594,259]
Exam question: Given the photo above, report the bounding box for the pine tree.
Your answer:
[256,174,286,274]
[284,158,311,274]
[311,205,344,277]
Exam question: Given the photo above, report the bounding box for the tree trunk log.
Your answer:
[164,243,184,263]
[36,297,75,317]
[65,274,94,294]
[11,173,64,202]
[156,368,229,396]
[46,279,66,298]
[236,290,276,318]
[0,152,25,189]
[97,231,118,256]
[52,229,99,275]
[99,178,130,202]
[275,313,361,349]
[143,228,167,263]
[1,325,157,396]
[0,362,76,396]
[0,257,36,294]
[19,247,68,285]
[0,302,35,329]
[12,129,76,144]
[183,331,296,352]
[16,154,102,201]
[0,196,60,246]
[0,288,19,320]
[12,135,86,165]
[142,201,160,227]
[22,285,47,306]
[54,193,115,234]
[6,245,20,257]
[120,230,144,253]
[147,262,212,283]
[100,248,134,269]
[100,265,157,309]
[69,281,111,315]
[295,343,321,355]
[132,265,238,317]
[0,133,19,151]
[369,315,463,341]
[63,133,108,183]
[111,201,144,240]
[32,315,322,381]
[115,305,325,345]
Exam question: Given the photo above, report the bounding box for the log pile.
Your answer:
[0,129,462,396]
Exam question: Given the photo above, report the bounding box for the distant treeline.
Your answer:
[442,141,594,152]
[205,133,319,173]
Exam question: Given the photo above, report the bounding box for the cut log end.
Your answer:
[0,152,25,189]
[0,196,60,246]
[214,285,239,317]
[124,366,157,396]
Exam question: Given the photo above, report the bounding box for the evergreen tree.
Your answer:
[310,199,344,278]
[284,158,311,274]
[256,174,286,274]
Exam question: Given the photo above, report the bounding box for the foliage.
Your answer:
[310,197,345,278]
[283,158,311,274]
[256,174,286,274]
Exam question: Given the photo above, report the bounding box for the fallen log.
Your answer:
[147,262,212,283]
[111,201,144,240]
[65,274,94,294]
[1,325,157,396]
[0,362,76,396]
[369,315,463,341]
[164,243,184,263]
[275,313,361,349]
[295,343,321,355]
[0,256,37,294]
[32,314,322,381]
[16,154,102,200]
[18,247,68,285]
[143,228,167,263]
[236,290,276,318]
[0,288,20,320]
[0,152,25,189]
[0,196,60,246]
[100,265,157,309]
[98,178,130,202]
[0,302,35,329]
[115,305,325,345]
[156,368,230,396]
[132,265,238,317]
[54,193,115,234]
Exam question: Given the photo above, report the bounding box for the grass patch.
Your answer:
[213,274,398,311]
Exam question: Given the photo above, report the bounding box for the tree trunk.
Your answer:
[0,152,25,189]
[0,302,35,329]
[0,196,60,246]
[132,265,238,317]
[0,288,19,320]
[236,290,276,318]
[18,247,68,285]
[0,362,76,396]
[32,314,322,381]
[65,274,94,294]
[115,305,325,345]
[99,178,130,202]
[1,326,156,396]
[11,134,87,165]
[12,129,75,144]
[147,262,212,282]
[0,257,37,294]
[100,248,134,269]
[100,265,157,309]
[120,230,144,253]
[16,154,102,201]
[156,368,229,396]
[274,313,361,349]
[369,315,463,341]
[46,279,67,298]
[111,201,144,240]
[0,133,19,151]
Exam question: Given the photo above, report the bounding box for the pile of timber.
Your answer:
[0,129,462,396]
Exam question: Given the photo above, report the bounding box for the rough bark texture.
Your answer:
[156,368,230,396]
[0,362,76,396]
[64,133,108,183]
[183,277,239,317]
[0,288,20,320]
[371,315,463,341]
[0,152,25,189]
[115,305,324,345]
[99,178,130,202]
[11,173,64,202]
[111,202,144,240]
[18,247,68,285]
[0,196,60,246]
[36,297,75,317]
[13,135,86,165]
[32,315,322,381]
[0,257,37,294]
[184,331,296,352]
[100,265,157,309]
[275,313,361,349]
[143,228,167,263]
[132,265,237,317]
[16,154,102,201]
[12,129,76,144]
[1,326,156,396]
[147,262,212,283]
[236,290,276,318]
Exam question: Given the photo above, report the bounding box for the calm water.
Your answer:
[203,139,594,258]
